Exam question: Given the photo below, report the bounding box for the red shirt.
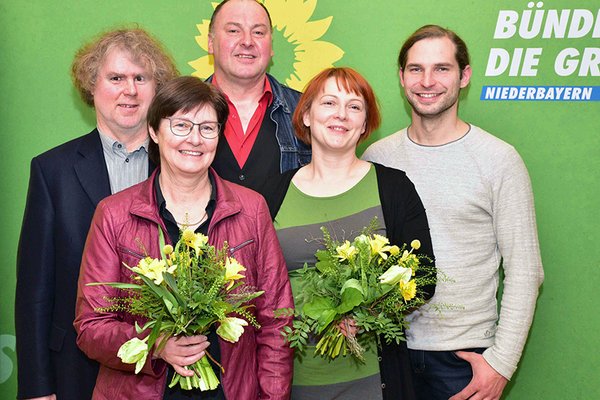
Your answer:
[214,77,273,168]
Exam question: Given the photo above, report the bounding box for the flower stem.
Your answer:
[204,350,225,373]
[169,357,220,391]
[194,356,220,390]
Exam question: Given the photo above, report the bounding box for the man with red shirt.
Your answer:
[207,0,311,193]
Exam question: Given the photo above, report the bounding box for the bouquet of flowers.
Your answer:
[281,223,436,362]
[89,228,263,391]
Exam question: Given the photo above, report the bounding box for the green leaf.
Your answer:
[336,279,364,314]
[158,225,168,263]
[315,258,334,273]
[303,297,337,330]
[134,320,155,334]
[147,314,163,349]
[162,272,186,307]
[134,273,179,316]
[86,282,142,289]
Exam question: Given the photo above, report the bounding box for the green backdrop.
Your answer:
[1,0,598,398]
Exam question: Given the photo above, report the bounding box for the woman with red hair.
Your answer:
[262,67,436,400]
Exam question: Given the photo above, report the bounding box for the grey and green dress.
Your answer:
[262,163,436,400]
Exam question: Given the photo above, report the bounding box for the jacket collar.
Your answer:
[206,73,291,114]
[265,73,291,114]
[74,129,111,206]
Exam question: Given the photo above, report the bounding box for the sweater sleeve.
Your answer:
[482,149,544,379]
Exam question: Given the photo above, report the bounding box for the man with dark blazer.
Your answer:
[15,28,177,400]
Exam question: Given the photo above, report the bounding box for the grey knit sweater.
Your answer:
[362,125,544,379]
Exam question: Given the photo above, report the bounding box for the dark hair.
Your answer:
[71,27,178,106]
[147,76,229,165]
[293,67,381,145]
[398,25,470,76]
[209,0,273,33]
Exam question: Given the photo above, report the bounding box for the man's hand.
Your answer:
[154,335,210,377]
[449,351,508,400]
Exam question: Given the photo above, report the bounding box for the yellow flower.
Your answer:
[216,317,248,343]
[166,263,177,275]
[224,257,246,289]
[411,240,421,250]
[181,228,195,242]
[335,241,358,261]
[117,337,148,374]
[369,234,394,260]
[378,265,412,286]
[182,229,208,255]
[163,244,173,255]
[400,250,410,262]
[132,257,169,285]
[369,234,389,253]
[188,0,344,91]
[389,245,400,256]
[399,280,417,301]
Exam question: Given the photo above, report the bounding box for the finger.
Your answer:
[175,351,207,369]
[173,335,208,346]
[466,392,486,400]
[172,363,196,377]
[175,340,210,355]
[449,383,477,400]
[453,350,472,362]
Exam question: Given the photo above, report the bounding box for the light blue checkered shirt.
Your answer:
[98,130,149,194]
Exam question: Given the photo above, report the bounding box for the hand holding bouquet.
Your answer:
[282,224,435,362]
[90,228,263,390]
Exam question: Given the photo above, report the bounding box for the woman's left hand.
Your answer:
[153,335,210,377]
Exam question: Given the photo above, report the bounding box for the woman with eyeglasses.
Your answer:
[74,76,293,400]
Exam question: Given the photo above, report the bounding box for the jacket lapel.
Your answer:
[74,129,112,206]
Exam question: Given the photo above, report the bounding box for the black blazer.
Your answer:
[14,130,151,399]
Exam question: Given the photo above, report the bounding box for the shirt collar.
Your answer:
[97,128,149,154]
[212,75,273,107]
[154,171,218,221]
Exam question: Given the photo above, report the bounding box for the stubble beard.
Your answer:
[406,91,460,120]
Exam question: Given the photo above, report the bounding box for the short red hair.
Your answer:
[293,67,381,145]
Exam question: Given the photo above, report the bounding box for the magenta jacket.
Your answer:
[74,169,293,399]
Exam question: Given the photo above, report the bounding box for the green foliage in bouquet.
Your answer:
[89,227,264,391]
[280,220,436,362]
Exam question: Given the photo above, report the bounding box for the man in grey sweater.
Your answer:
[362,25,544,400]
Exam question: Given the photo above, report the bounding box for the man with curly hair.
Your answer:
[15,28,178,400]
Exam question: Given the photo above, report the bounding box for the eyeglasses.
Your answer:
[163,117,221,139]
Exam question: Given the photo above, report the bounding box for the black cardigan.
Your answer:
[261,162,436,400]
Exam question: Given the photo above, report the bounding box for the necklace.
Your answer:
[175,211,208,227]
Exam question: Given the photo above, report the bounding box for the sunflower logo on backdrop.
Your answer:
[189,0,344,91]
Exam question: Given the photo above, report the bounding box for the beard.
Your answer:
[405,90,461,119]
